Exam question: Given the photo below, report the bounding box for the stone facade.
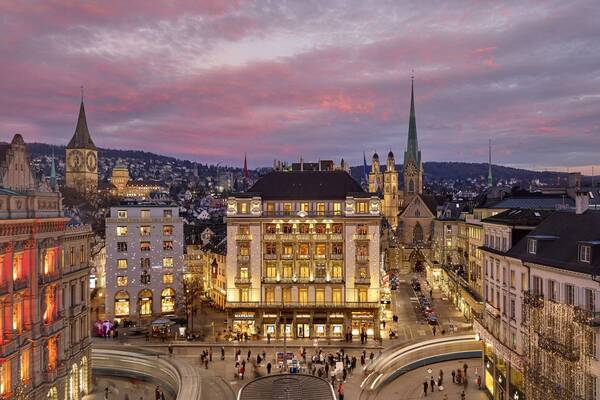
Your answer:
[65,101,98,194]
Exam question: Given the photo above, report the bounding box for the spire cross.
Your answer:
[411,69,414,81]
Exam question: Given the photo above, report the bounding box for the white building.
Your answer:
[225,171,383,340]
[105,202,184,321]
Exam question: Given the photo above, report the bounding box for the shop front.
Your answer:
[351,312,375,337]
[329,313,345,338]
[295,314,311,338]
[313,314,327,337]
[232,311,256,335]
[262,313,278,337]
[279,312,294,338]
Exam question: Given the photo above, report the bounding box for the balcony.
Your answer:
[263,234,277,241]
[236,234,253,241]
[353,234,370,241]
[355,277,371,285]
[297,234,312,241]
[280,234,295,241]
[330,253,344,260]
[280,254,293,260]
[39,271,60,285]
[70,304,83,316]
[226,301,379,309]
[356,255,369,263]
[0,338,18,355]
[486,302,501,318]
[263,254,277,260]
[13,277,28,291]
[329,234,343,241]
[297,254,310,259]
[41,319,63,337]
[314,254,326,260]
[237,255,250,263]
[261,277,279,284]
[313,234,328,241]
[234,276,251,285]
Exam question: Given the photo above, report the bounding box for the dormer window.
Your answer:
[528,239,537,255]
[579,245,591,263]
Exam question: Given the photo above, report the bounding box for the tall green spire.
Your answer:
[50,150,57,191]
[404,78,421,166]
[487,139,493,188]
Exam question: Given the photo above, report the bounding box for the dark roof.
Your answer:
[420,194,439,215]
[489,196,574,210]
[507,210,600,274]
[246,171,365,200]
[482,209,552,226]
[67,101,97,150]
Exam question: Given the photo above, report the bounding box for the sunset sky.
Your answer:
[1,1,598,171]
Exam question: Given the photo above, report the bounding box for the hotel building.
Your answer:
[225,170,382,340]
[0,134,92,400]
[105,203,184,321]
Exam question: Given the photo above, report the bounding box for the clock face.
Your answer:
[405,162,417,176]
[86,152,97,171]
[68,150,83,171]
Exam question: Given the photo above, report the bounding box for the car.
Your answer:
[427,315,439,325]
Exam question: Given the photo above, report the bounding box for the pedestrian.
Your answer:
[267,362,272,374]
[429,288,433,299]
[463,362,468,378]
[439,369,443,384]
[205,358,209,369]
[369,352,374,362]
[160,391,165,400]
[267,333,271,344]
[104,387,109,400]
[342,368,347,382]
[168,345,173,357]
[221,346,225,360]
[476,374,481,389]
[209,348,213,362]
[145,332,150,342]
[430,376,435,392]
[423,381,428,397]
[155,386,160,400]
[247,350,251,361]
[433,325,436,336]
[451,370,456,383]
[338,382,344,400]
[240,364,245,380]
[461,390,466,400]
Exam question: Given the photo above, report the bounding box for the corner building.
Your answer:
[225,171,382,340]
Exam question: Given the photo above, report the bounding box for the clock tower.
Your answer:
[403,78,423,203]
[65,98,98,193]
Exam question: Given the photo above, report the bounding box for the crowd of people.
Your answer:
[422,362,482,399]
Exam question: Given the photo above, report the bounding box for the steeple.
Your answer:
[487,139,493,188]
[404,77,421,167]
[50,150,57,191]
[67,96,97,150]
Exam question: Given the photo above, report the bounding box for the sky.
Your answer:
[1,1,599,172]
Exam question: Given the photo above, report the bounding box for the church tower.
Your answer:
[368,153,383,193]
[403,78,423,203]
[65,97,98,193]
[383,150,399,228]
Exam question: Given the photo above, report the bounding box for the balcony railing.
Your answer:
[356,255,369,263]
[280,254,293,260]
[355,277,371,285]
[263,254,277,260]
[297,254,310,259]
[330,234,343,241]
[353,234,370,241]
[330,253,344,260]
[313,234,328,241]
[39,271,60,285]
[13,278,28,291]
[41,319,63,337]
[297,234,312,241]
[263,234,277,241]
[237,255,250,263]
[486,302,501,318]
[262,211,344,218]
[226,301,379,309]
[236,234,253,241]
[234,276,251,285]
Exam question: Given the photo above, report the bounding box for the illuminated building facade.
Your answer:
[65,99,98,194]
[105,203,184,321]
[109,163,166,200]
[225,170,382,340]
[0,134,92,400]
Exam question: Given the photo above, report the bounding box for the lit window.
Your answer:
[357,224,368,235]
[265,262,277,278]
[315,244,326,256]
[140,242,151,251]
[265,224,277,234]
[316,289,325,303]
[331,223,343,233]
[283,203,292,216]
[140,258,150,268]
[116,226,128,236]
[298,243,309,256]
[117,242,127,252]
[316,203,325,216]
[12,299,22,332]
[117,276,128,287]
[238,203,249,214]
[300,203,309,213]
[282,244,293,255]
[356,202,368,213]
[20,348,30,383]
[0,360,10,396]
[282,263,293,278]
[331,262,343,279]
[163,241,173,251]
[163,273,173,284]
[358,288,368,302]
[47,337,58,371]
[527,239,537,255]
[117,210,128,219]
[160,288,175,313]
[139,289,153,316]
[163,225,174,235]
[239,245,250,256]
[299,288,308,304]
[266,203,275,215]
[580,245,591,263]
[114,291,130,317]
[332,289,342,304]
[117,259,128,269]
[140,210,150,219]
[333,203,342,215]
[80,245,86,263]
[265,287,275,304]
[140,226,151,236]
[163,257,174,268]
[240,288,249,302]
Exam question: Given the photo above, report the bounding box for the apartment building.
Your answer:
[0,134,92,400]
[225,171,382,340]
[105,203,184,321]
[474,200,600,400]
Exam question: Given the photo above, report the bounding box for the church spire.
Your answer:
[487,139,493,188]
[404,76,421,167]
[50,149,57,191]
[67,94,97,150]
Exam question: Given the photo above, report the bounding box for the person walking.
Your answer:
[209,348,213,362]
[463,362,468,379]
[204,358,209,369]
[430,376,435,392]
[338,382,344,400]
[451,370,456,383]
[267,333,271,344]
[221,346,225,360]
[168,345,173,357]
[439,369,444,385]
[429,288,433,299]
[423,381,428,397]
[104,387,109,400]
[267,362,272,374]
[433,325,436,336]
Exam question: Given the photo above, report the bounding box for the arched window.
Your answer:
[138,289,153,316]
[161,288,175,313]
[408,179,415,193]
[79,356,88,394]
[114,291,130,317]
[69,363,79,400]
[46,387,58,400]
[413,223,424,244]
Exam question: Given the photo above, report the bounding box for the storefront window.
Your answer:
[161,288,175,313]
[139,289,153,316]
[114,291,130,317]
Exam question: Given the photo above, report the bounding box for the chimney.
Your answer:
[576,191,589,214]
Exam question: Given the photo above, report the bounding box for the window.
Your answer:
[332,223,343,234]
[117,242,127,252]
[238,225,250,235]
[299,288,308,304]
[140,226,151,236]
[358,288,368,302]
[502,237,508,251]
[282,288,291,303]
[238,266,249,278]
[163,209,173,218]
[299,263,310,278]
[532,276,543,296]
[356,245,368,257]
[300,203,309,213]
[358,266,368,279]
[356,202,368,214]
[315,264,326,279]
[316,289,325,303]
[298,243,310,256]
[315,244,326,256]
[332,288,342,304]
[282,224,293,234]
[585,289,596,311]
[140,241,151,251]
[528,239,537,254]
[237,202,249,214]
[114,291,130,317]
[413,223,424,243]
[316,203,325,216]
[548,280,557,302]
[282,244,293,256]
[266,203,275,215]
[0,360,10,396]
[140,270,151,284]
[265,224,277,234]
[265,262,277,278]
[580,245,591,263]
[69,247,75,266]
[140,258,150,268]
[283,203,292,216]
[331,262,343,279]
[510,299,516,320]
[163,257,174,268]
[117,259,128,269]
[357,224,368,235]
[116,226,128,236]
[238,245,250,256]
[163,241,173,250]
[265,287,275,304]
[565,284,575,305]
[163,225,174,235]
[138,289,153,316]
[332,243,343,255]
[161,288,175,313]
[163,274,173,284]
[282,263,293,278]
[510,270,516,288]
[315,224,326,234]
[138,209,149,219]
[240,288,249,302]
[299,224,310,234]
[117,276,128,286]
[333,203,342,215]
[117,210,128,219]
[20,347,30,383]
[265,243,277,255]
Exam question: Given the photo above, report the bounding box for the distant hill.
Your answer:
[26,143,181,164]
